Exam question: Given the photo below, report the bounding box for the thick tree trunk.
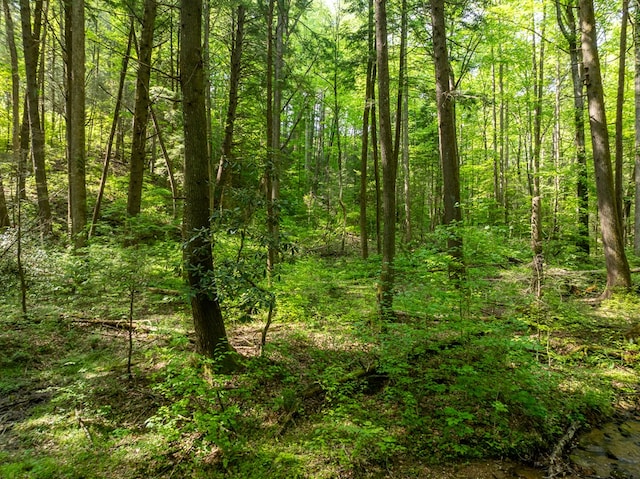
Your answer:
[375,0,397,318]
[580,0,632,294]
[65,0,87,248]
[127,0,157,217]
[20,0,52,235]
[431,0,464,280]
[180,0,236,371]
[214,4,245,211]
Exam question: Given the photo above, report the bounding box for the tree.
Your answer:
[1,0,19,229]
[90,19,135,238]
[615,0,629,228]
[396,0,411,243]
[65,0,87,247]
[359,0,375,259]
[579,0,631,294]
[127,0,157,217]
[180,0,237,371]
[19,0,52,235]
[635,0,640,256]
[214,4,246,211]
[430,0,463,279]
[555,0,589,254]
[375,0,397,317]
[530,11,545,297]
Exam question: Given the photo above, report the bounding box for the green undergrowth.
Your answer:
[1,226,639,478]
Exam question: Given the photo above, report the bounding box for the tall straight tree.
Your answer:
[530,12,545,297]
[180,0,237,371]
[1,0,19,228]
[214,4,246,211]
[359,0,375,260]
[430,0,463,279]
[127,0,157,217]
[635,0,640,255]
[395,0,411,243]
[65,0,87,247]
[615,0,629,225]
[375,0,397,317]
[19,0,52,235]
[90,19,135,238]
[579,0,632,294]
[555,0,589,254]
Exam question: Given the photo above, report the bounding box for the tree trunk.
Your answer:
[396,0,411,243]
[372,65,381,255]
[65,0,87,248]
[635,0,640,256]
[359,0,374,259]
[127,0,157,217]
[150,105,179,218]
[431,0,464,280]
[580,0,632,294]
[180,0,237,371]
[375,0,397,318]
[615,0,629,229]
[265,0,277,274]
[90,18,134,238]
[215,4,245,212]
[531,14,545,297]
[2,0,19,228]
[20,0,52,235]
[555,0,590,254]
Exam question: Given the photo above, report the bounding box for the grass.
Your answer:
[1,225,639,478]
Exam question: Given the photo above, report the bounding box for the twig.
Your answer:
[547,420,581,478]
[260,296,275,354]
[75,408,95,445]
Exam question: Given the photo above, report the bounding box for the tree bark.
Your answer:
[555,0,589,254]
[127,0,157,217]
[615,0,629,229]
[580,0,632,294]
[20,0,52,235]
[375,0,397,318]
[431,0,464,280]
[65,0,87,248]
[397,0,411,243]
[214,4,246,212]
[150,105,179,218]
[635,0,640,255]
[531,14,545,297]
[1,0,19,228]
[90,18,135,238]
[180,0,237,371]
[359,0,374,259]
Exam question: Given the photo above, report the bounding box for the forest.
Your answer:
[2,0,640,477]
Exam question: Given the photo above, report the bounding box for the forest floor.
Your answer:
[1,229,640,478]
